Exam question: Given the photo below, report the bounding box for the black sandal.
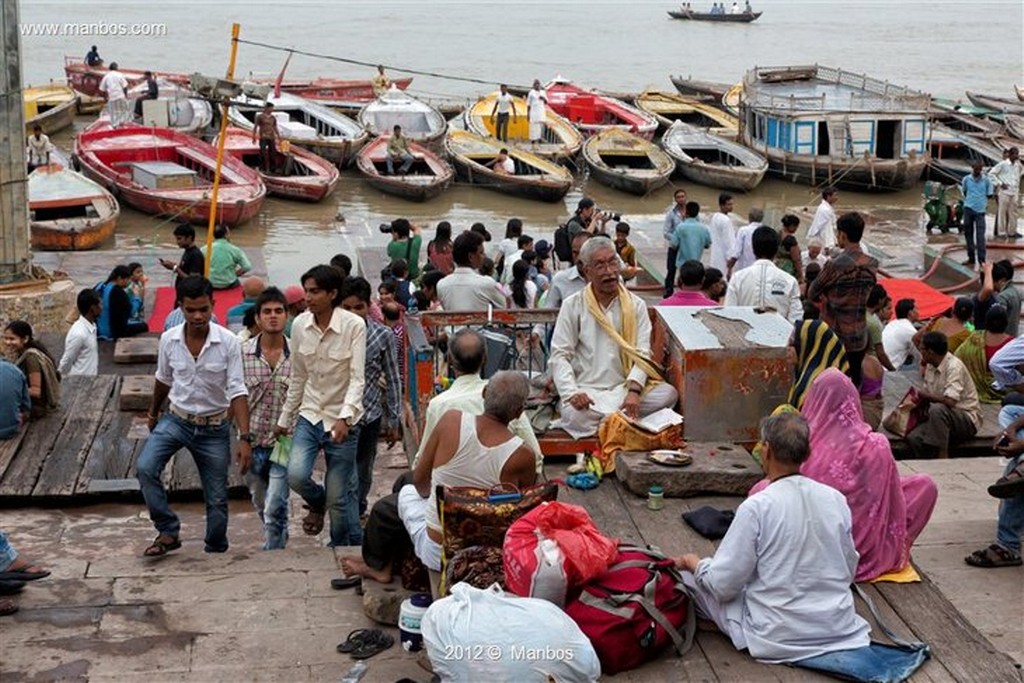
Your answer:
[336,628,374,654]
[988,464,1024,499]
[331,576,361,590]
[350,630,394,660]
[143,535,181,557]
[964,544,1023,568]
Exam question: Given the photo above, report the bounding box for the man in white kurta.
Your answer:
[725,226,802,323]
[549,237,678,438]
[806,187,839,252]
[674,412,871,664]
[988,147,1022,238]
[708,194,737,274]
[526,80,548,143]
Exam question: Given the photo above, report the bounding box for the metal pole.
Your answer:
[203,22,240,277]
[0,0,30,283]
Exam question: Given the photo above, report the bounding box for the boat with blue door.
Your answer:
[738,65,931,191]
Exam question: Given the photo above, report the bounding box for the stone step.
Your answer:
[119,375,155,411]
[114,336,160,364]
[616,444,764,498]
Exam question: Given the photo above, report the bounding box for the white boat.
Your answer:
[662,121,768,192]
[126,79,214,136]
[357,86,447,149]
[228,92,369,167]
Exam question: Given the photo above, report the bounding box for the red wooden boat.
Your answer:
[356,136,453,202]
[74,123,265,227]
[271,77,414,106]
[64,58,190,98]
[219,128,340,202]
[543,78,659,140]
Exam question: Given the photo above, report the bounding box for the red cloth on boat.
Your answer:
[147,285,243,332]
[877,278,954,321]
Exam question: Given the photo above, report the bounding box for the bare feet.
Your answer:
[340,556,393,584]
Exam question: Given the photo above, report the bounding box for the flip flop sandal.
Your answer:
[336,628,374,654]
[988,465,1024,499]
[964,544,1023,568]
[0,580,26,596]
[0,563,50,581]
[0,599,17,617]
[331,577,361,590]
[350,630,394,660]
[143,536,182,558]
[302,506,325,536]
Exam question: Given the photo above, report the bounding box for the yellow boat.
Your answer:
[23,84,79,135]
[634,90,737,139]
[722,83,742,117]
[465,92,583,164]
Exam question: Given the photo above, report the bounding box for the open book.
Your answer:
[620,407,684,434]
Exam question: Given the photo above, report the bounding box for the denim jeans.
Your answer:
[0,529,17,572]
[962,207,987,264]
[386,152,414,175]
[996,406,1024,552]
[245,446,290,550]
[137,413,231,552]
[287,416,363,546]
[356,417,383,516]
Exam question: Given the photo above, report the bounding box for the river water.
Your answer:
[18,0,1024,284]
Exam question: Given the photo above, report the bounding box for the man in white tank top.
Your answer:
[340,371,536,584]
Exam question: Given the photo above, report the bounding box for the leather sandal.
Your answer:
[143,535,182,557]
[964,544,1022,568]
[302,506,325,536]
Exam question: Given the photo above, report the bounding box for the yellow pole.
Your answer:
[204,22,241,277]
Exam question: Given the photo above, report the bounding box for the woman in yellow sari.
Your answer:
[955,304,1013,403]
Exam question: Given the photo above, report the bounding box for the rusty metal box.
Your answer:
[653,306,793,443]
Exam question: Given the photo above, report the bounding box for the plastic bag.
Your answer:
[504,502,618,605]
[421,583,601,683]
[269,436,292,467]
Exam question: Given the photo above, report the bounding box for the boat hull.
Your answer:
[24,87,78,135]
[220,128,340,202]
[445,131,572,202]
[545,81,658,140]
[29,166,120,251]
[64,59,190,98]
[465,93,583,164]
[357,137,453,202]
[582,129,673,196]
[662,121,767,191]
[31,212,117,251]
[667,10,762,21]
[673,162,764,192]
[765,155,926,191]
[966,92,1024,116]
[276,77,414,104]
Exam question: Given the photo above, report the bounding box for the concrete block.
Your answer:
[114,336,159,364]
[616,445,763,498]
[362,580,413,626]
[119,375,155,411]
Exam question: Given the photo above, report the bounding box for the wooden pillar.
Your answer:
[0,0,29,284]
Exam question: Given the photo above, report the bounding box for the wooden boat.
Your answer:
[268,76,413,108]
[64,58,190,98]
[356,136,453,202]
[445,130,572,202]
[543,78,659,139]
[75,90,106,115]
[582,128,673,195]
[661,121,767,191]
[23,85,78,135]
[227,93,369,167]
[926,124,1003,183]
[740,65,930,191]
[1017,85,1024,102]
[722,83,742,117]
[634,90,737,138]
[219,128,339,202]
[358,86,447,148]
[1004,114,1024,141]
[930,98,998,118]
[667,9,762,22]
[669,75,732,101]
[464,91,583,163]
[929,108,1002,137]
[28,165,119,251]
[74,123,265,227]
[126,79,214,136]
[965,92,1024,116]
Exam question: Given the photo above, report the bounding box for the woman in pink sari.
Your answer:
[750,368,938,581]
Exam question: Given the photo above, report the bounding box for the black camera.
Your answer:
[599,210,621,222]
[379,223,394,234]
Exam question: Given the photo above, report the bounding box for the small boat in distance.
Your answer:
[357,136,454,202]
[23,85,78,135]
[1004,114,1024,141]
[582,128,674,195]
[268,76,413,108]
[661,121,768,191]
[544,78,658,139]
[926,123,1003,184]
[220,128,340,203]
[63,57,190,98]
[445,130,572,202]
[669,75,732,101]
[667,7,762,22]
[465,91,583,164]
[965,92,1024,116]
[358,86,447,149]
[28,165,119,251]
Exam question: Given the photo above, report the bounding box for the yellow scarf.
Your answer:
[582,283,664,387]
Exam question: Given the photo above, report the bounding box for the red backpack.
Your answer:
[563,545,696,675]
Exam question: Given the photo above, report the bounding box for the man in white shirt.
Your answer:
[881,298,919,369]
[136,276,251,557]
[26,125,54,172]
[489,84,518,142]
[526,79,548,144]
[801,238,828,271]
[725,226,802,323]
[98,62,130,127]
[550,237,678,438]
[488,148,516,176]
[277,265,367,547]
[806,187,839,252]
[906,332,981,459]
[58,289,101,378]
[988,147,1022,239]
[673,412,870,664]
[726,207,764,279]
[708,193,737,274]
[437,230,507,311]
[501,234,534,286]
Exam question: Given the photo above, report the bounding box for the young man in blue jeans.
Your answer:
[277,265,366,546]
[966,404,1024,568]
[241,287,293,550]
[137,276,252,556]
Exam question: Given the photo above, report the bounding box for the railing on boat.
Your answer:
[743,64,931,112]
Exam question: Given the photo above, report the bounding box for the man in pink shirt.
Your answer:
[659,260,719,307]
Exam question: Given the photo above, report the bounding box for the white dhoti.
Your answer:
[529,121,545,142]
[106,98,131,127]
[397,484,442,571]
[996,193,1020,237]
[555,383,679,439]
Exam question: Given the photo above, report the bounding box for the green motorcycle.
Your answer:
[923,181,964,234]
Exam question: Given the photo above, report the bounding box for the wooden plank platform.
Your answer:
[551,465,1021,682]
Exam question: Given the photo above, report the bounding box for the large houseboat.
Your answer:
[739,65,931,191]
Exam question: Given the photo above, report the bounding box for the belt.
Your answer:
[169,404,229,426]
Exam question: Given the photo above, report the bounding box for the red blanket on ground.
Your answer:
[147,285,244,332]
[878,278,954,321]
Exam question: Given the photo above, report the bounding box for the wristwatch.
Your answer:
[238,433,254,444]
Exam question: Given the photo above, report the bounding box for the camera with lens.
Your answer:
[379,223,394,234]
[598,210,621,222]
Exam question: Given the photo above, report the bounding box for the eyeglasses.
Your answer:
[589,259,620,273]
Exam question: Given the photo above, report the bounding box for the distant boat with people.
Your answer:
[668,1,762,22]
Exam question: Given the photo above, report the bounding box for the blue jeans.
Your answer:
[0,529,17,572]
[356,417,383,516]
[245,446,290,550]
[386,152,414,175]
[137,413,231,552]
[963,207,987,264]
[287,416,363,546]
[996,406,1024,553]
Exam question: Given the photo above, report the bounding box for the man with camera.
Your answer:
[567,197,616,239]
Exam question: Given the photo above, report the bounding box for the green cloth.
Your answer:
[270,435,292,466]
[387,235,423,278]
[954,330,1005,403]
[201,239,251,289]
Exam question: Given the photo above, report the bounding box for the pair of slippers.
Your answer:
[0,563,50,582]
[336,628,394,659]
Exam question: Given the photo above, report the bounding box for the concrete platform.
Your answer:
[616,445,764,497]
